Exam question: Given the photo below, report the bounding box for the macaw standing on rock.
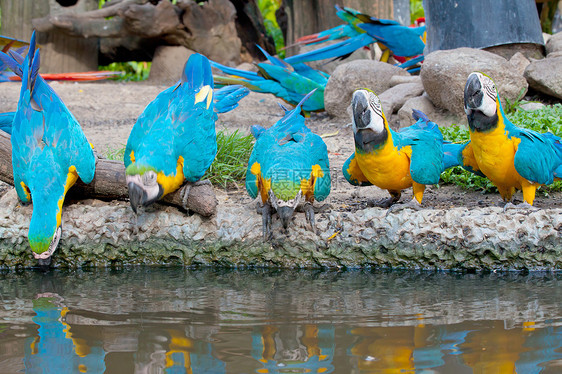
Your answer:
[342,89,444,213]
[0,31,96,265]
[246,90,331,239]
[463,72,562,208]
[124,54,248,213]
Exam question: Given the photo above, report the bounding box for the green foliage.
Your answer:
[204,130,254,189]
[102,146,126,161]
[440,104,562,193]
[98,61,151,81]
[503,88,527,114]
[410,0,424,23]
[257,0,285,58]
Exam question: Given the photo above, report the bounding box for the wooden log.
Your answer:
[0,130,217,217]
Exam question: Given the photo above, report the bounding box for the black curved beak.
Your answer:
[128,182,147,214]
[464,74,483,110]
[277,206,294,230]
[352,92,371,130]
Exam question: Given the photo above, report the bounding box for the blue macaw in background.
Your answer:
[342,89,445,212]
[463,72,562,208]
[125,54,248,213]
[0,35,29,82]
[0,31,96,266]
[0,111,15,134]
[246,90,331,239]
[286,5,426,71]
[211,46,327,112]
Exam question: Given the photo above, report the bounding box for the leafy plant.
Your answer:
[102,145,126,161]
[410,0,424,23]
[503,88,526,114]
[257,0,285,57]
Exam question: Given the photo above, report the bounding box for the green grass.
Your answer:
[440,104,562,193]
[203,129,254,189]
[102,129,254,189]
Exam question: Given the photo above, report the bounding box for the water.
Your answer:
[0,268,561,373]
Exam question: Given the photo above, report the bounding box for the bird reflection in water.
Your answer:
[251,324,335,373]
[24,292,106,374]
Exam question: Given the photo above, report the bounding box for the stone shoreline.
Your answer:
[0,189,560,270]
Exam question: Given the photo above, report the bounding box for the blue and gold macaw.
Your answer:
[0,31,96,265]
[342,89,444,211]
[246,90,331,239]
[211,46,327,112]
[286,5,426,69]
[125,53,216,212]
[463,72,562,208]
[124,54,248,213]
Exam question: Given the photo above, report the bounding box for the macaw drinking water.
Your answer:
[246,90,331,239]
[463,72,562,208]
[0,31,96,265]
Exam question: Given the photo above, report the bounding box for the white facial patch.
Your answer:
[33,226,61,260]
[126,171,160,202]
[268,190,303,210]
[475,73,498,117]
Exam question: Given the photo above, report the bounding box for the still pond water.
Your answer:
[0,268,561,373]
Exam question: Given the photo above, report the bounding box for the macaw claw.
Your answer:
[303,202,317,234]
[180,179,212,209]
[261,202,273,241]
[368,192,401,209]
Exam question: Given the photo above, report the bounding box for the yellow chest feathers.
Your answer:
[355,141,413,191]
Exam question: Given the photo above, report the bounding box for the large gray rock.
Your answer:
[545,31,562,56]
[509,52,531,76]
[524,56,562,99]
[0,188,560,270]
[397,94,463,129]
[324,60,410,118]
[379,81,425,117]
[148,45,195,85]
[421,48,528,117]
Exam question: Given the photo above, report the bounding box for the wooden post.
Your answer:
[1,0,99,73]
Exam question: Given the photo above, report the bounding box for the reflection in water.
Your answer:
[251,325,334,373]
[24,293,106,374]
[0,269,561,373]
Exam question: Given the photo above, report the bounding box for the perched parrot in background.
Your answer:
[124,53,249,213]
[463,72,562,208]
[0,31,96,265]
[286,5,426,70]
[0,111,15,134]
[0,36,28,82]
[342,89,445,212]
[211,45,327,112]
[246,90,331,239]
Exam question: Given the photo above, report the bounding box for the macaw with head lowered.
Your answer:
[124,54,248,213]
[463,72,562,208]
[0,31,96,265]
[342,89,445,212]
[286,5,425,70]
[246,90,331,239]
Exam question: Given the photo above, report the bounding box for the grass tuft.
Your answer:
[204,129,254,189]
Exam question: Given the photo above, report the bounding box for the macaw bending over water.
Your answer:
[342,89,444,212]
[0,31,96,265]
[286,5,425,67]
[246,90,331,239]
[463,72,562,208]
[124,54,248,213]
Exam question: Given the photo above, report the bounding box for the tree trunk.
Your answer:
[0,130,217,217]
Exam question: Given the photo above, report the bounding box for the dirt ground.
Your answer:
[1,80,562,211]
